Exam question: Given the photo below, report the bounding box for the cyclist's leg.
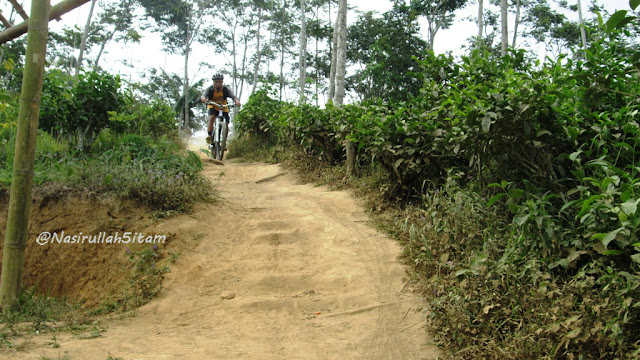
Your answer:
[206,109,215,143]
[223,112,230,145]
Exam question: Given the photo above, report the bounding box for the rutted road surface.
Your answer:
[7,149,442,359]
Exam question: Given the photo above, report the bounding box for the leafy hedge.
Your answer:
[1,69,205,212]
[235,25,640,359]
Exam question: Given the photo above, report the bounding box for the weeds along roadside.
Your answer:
[0,71,213,346]
[229,133,639,359]
[0,132,208,348]
[228,30,640,358]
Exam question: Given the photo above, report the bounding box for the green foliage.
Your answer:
[0,89,19,129]
[347,8,427,101]
[40,70,126,150]
[0,287,73,338]
[235,20,640,357]
[108,97,178,138]
[123,247,170,308]
[0,38,26,92]
[1,129,211,212]
[72,134,210,211]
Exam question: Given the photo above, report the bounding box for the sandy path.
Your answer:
[5,146,441,359]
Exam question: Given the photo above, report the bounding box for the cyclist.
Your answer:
[201,73,241,144]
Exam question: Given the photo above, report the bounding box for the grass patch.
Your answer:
[1,129,213,212]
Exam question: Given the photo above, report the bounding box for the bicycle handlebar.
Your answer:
[206,101,237,109]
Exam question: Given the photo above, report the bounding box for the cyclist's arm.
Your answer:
[201,87,211,103]
[223,86,241,107]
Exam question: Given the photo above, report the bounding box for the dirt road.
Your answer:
[6,149,442,359]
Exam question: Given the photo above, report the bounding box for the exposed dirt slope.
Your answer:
[4,144,442,359]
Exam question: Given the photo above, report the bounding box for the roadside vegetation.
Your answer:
[0,68,208,346]
[0,69,212,212]
[229,16,640,360]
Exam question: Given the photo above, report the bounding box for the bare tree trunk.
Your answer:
[266,0,274,75]
[328,15,338,102]
[279,0,287,101]
[477,0,483,48]
[315,4,319,106]
[74,0,96,81]
[501,0,508,56]
[333,0,346,106]
[182,6,193,138]
[333,0,354,176]
[299,0,307,104]
[231,30,238,92]
[0,0,50,311]
[577,0,588,56]
[512,0,521,47]
[251,6,263,95]
[238,32,248,99]
[93,27,116,71]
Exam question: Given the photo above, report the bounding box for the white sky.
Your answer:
[0,0,633,105]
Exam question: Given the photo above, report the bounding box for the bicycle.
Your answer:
[206,101,235,161]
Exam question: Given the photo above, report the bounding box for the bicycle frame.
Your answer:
[207,102,235,161]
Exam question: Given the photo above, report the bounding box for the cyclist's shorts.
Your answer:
[209,109,230,122]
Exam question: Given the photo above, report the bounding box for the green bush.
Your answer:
[234,21,640,358]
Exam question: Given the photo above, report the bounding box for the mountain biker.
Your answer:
[201,73,241,144]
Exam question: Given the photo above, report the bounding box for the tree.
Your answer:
[512,0,520,47]
[1,0,50,311]
[477,0,484,47]
[332,0,346,106]
[73,0,96,81]
[347,6,427,101]
[138,0,210,137]
[501,0,508,55]
[306,1,333,104]
[520,1,583,54]
[93,0,141,72]
[576,0,588,54]
[251,3,264,95]
[411,0,468,50]
[299,0,308,103]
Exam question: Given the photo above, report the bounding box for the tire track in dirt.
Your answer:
[4,149,442,359]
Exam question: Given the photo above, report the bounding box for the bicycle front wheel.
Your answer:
[219,121,228,161]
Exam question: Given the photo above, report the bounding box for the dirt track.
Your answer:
[5,143,442,359]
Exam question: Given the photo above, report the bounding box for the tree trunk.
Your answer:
[182,6,192,138]
[333,0,353,176]
[93,27,116,71]
[279,36,285,101]
[315,4,319,106]
[74,0,96,81]
[299,0,307,104]
[238,33,248,99]
[500,0,508,56]
[266,0,274,75]
[333,0,346,106]
[328,15,338,102]
[477,0,483,48]
[279,0,287,101]
[577,0,588,55]
[512,0,521,48]
[251,6,263,95]
[0,0,50,311]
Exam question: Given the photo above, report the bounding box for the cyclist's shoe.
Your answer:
[206,136,212,144]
